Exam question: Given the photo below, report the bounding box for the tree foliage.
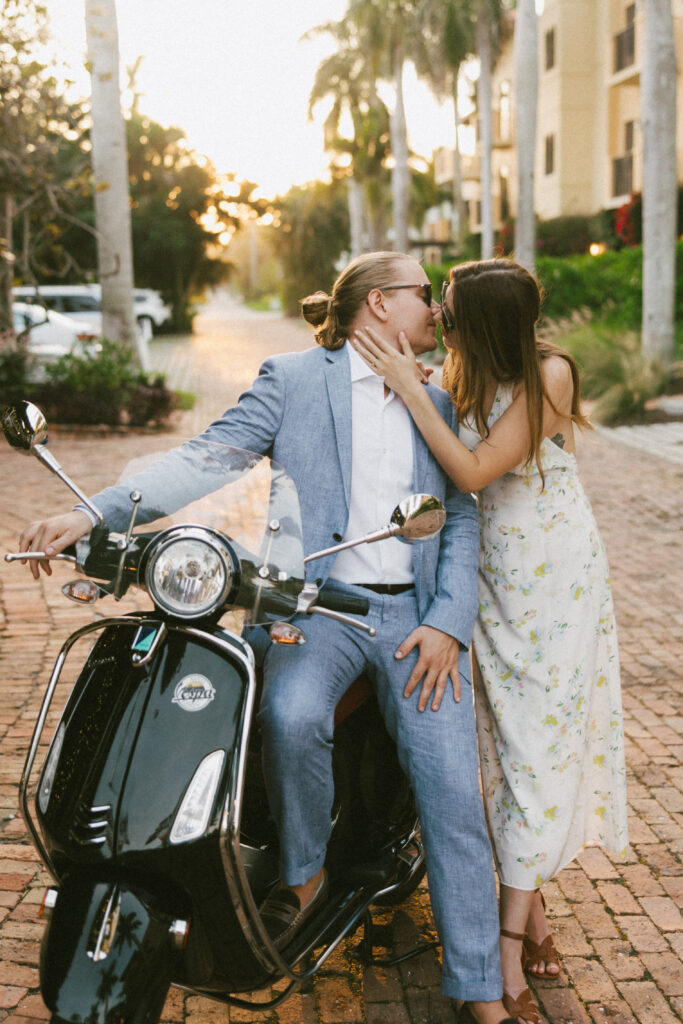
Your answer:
[307,20,391,251]
[270,179,349,315]
[0,0,88,326]
[126,114,250,329]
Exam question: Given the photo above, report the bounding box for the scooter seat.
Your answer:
[333,674,373,726]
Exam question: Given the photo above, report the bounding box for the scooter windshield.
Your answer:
[114,439,305,622]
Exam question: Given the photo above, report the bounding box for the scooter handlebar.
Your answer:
[317,588,370,617]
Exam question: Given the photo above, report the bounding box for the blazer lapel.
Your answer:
[410,416,430,493]
[324,346,352,507]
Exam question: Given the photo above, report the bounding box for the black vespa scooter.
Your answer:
[2,401,446,1024]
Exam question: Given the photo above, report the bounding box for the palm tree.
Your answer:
[345,0,428,254]
[641,0,677,364]
[84,0,145,367]
[307,23,391,255]
[415,0,476,251]
[476,0,495,259]
[513,0,538,273]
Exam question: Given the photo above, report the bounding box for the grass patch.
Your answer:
[546,322,674,425]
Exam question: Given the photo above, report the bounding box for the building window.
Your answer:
[624,120,635,152]
[544,135,555,175]
[615,6,636,71]
[499,171,510,222]
[545,28,556,70]
[613,154,633,196]
[499,80,511,142]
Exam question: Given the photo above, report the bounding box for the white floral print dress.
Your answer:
[459,384,628,889]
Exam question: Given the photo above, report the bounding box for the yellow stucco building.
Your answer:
[428,0,683,250]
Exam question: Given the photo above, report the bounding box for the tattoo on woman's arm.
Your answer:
[551,433,565,449]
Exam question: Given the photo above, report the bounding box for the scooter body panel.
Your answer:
[38,621,249,873]
[34,618,283,995]
[40,875,174,1024]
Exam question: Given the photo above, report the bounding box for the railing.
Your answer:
[614,24,635,72]
[612,153,633,197]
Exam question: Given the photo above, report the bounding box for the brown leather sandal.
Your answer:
[502,987,543,1024]
[522,894,560,976]
[458,1003,522,1024]
[499,928,544,1024]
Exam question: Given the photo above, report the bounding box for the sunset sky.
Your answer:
[47,0,456,198]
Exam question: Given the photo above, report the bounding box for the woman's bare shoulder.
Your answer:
[541,354,574,402]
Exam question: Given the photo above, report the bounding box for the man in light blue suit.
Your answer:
[21,253,510,1022]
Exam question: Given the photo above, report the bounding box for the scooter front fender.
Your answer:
[41,875,175,1024]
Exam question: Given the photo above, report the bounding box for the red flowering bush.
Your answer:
[614,193,642,247]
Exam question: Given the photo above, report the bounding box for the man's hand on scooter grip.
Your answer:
[19,510,93,580]
[396,625,462,712]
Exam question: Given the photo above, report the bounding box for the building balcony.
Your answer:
[612,153,633,198]
[614,24,635,73]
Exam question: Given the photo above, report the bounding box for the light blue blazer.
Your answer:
[92,344,480,649]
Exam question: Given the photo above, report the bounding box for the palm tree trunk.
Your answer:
[641,0,677,364]
[476,3,494,259]
[514,0,538,273]
[84,0,146,368]
[347,178,365,259]
[451,73,466,250]
[390,42,410,253]
[0,195,13,329]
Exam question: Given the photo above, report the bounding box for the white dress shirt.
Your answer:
[329,344,415,585]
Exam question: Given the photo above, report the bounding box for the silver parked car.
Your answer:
[13,303,100,381]
[12,285,172,343]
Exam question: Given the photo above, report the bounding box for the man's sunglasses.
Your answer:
[440,280,456,335]
[381,282,433,307]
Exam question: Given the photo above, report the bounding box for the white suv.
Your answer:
[12,284,172,342]
[133,289,172,338]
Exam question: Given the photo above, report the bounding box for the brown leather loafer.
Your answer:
[258,870,329,949]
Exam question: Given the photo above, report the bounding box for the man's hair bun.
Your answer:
[300,291,331,327]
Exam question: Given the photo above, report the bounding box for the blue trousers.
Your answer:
[258,583,502,1001]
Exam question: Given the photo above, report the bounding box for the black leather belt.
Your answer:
[356,583,415,595]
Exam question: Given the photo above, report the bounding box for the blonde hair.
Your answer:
[300,251,416,350]
[443,259,591,486]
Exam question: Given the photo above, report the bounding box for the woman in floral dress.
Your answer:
[352,259,628,1024]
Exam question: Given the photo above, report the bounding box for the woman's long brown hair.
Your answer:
[442,259,590,486]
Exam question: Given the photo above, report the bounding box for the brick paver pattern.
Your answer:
[1,296,682,1024]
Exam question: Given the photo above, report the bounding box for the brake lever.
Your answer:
[4,552,76,564]
[296,582,377,636]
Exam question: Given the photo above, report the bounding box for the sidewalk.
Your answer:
[0,321,682,1023]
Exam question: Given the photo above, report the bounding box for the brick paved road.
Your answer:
[1,294,682,1024]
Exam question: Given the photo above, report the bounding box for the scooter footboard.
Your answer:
[40,875,176,1024]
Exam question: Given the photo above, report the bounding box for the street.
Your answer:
[1,292,682,1024]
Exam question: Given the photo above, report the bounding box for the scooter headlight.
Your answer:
[145,528,238,619]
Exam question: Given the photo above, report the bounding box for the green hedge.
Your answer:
[426,242,683,331]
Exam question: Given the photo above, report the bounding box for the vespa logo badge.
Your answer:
[172,674,216,712]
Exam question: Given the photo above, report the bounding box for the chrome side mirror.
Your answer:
[304,493,446,565]
[390,494,446,543]
[1,400,105,526]
[1,401,48,453]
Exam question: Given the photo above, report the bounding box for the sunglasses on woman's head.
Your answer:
[440,280,456,334]
[381,282,433,307]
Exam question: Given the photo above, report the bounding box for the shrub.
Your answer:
[29,339,189,428]
[536,216,596,256]
[431,243,683,333]
[0,348,30,407]
[550,323,670,425]
[614,193,642,248]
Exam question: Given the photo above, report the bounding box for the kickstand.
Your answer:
[354,910,440,968]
